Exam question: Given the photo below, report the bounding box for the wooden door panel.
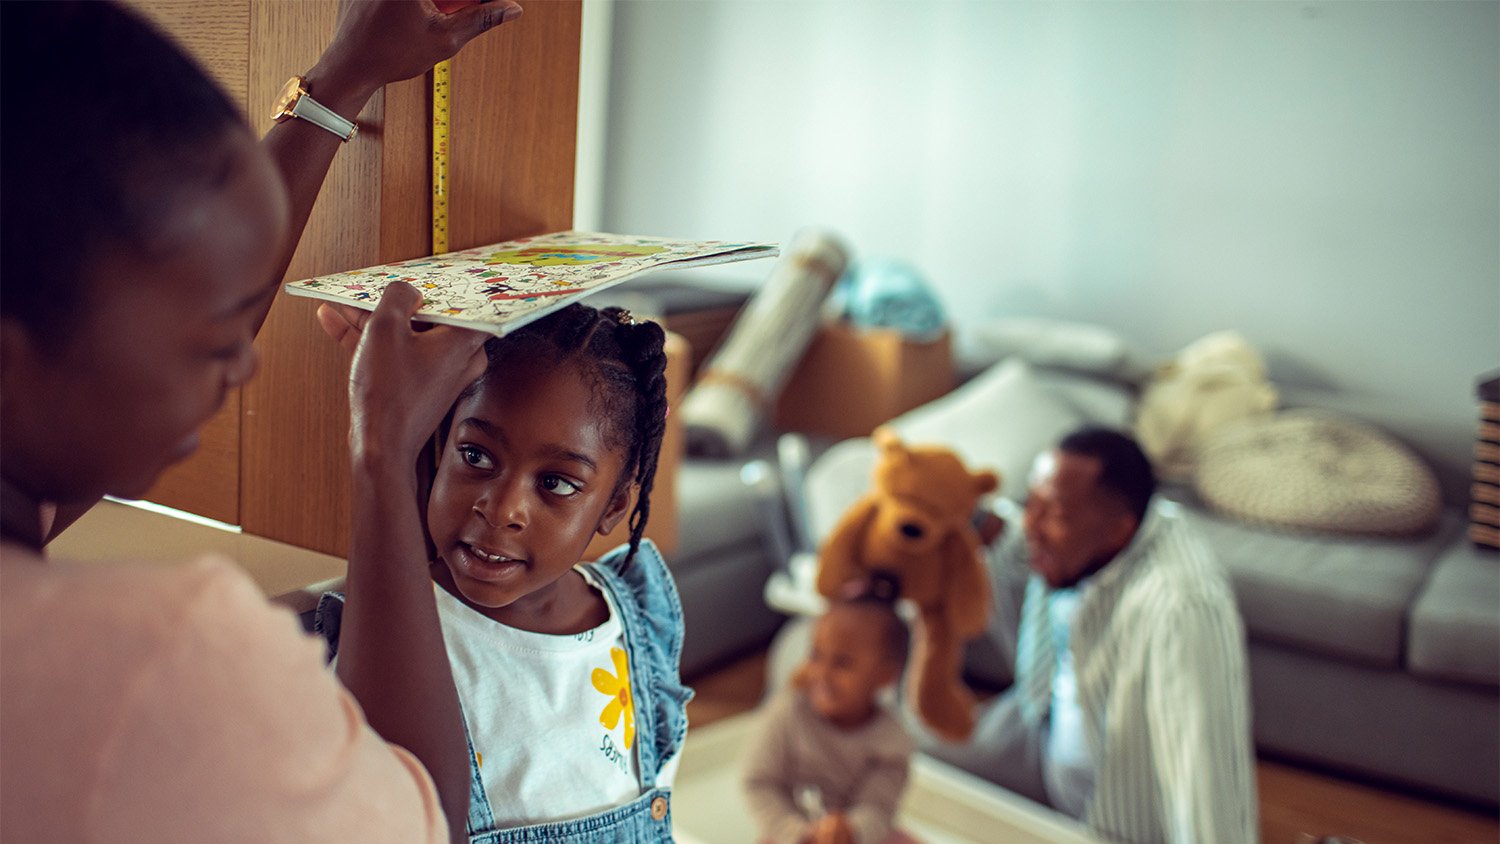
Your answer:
[238,0,382,556]
[450,0,581,248]
[126,0,251,111]
[238,2,582,557]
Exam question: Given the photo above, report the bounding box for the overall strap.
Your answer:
[582,540,692,788]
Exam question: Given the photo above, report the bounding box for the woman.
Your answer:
[0,2,521,841]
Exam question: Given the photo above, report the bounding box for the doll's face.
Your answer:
[800,605,901,729]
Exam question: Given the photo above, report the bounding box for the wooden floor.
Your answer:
[686,649,1499,844]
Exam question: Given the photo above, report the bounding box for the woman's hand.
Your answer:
[343,283,487,468]
[335,283,483,842]
[309,0,524,108]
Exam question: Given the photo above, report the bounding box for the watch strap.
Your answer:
[290,92,358,142]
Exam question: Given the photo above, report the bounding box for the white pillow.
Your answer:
[803,437,879,544]
[888,358,1085,501]
[966,317,1138,380]
[1033,369,1136,429]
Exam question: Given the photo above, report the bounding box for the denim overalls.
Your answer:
[316,540,693,843]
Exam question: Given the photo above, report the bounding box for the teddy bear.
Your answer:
[815,428,1000,741]
[1134,330,1278,483]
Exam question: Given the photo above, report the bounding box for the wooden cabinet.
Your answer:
[130,0,582,557]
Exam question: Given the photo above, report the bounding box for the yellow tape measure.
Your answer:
[432,60,452,254]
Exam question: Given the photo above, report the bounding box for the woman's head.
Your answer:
[1,2,289,509]
[425,304,668,619]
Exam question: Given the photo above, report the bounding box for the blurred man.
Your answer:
[928,427,1256,844]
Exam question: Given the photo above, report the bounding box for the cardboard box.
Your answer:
[775,321,954,440]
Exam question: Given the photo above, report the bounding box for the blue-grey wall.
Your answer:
[599,0,1499,493]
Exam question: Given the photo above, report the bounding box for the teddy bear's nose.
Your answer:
[900,522,924,539]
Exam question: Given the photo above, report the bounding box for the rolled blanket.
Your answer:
[682,230,847,458]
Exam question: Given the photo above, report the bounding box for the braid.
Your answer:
[612,312,668,565]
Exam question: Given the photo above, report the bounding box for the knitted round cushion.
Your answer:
[1195,410,1441,536]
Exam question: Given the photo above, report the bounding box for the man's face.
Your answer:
[1022,449,1138,589]
[0,129,290,506]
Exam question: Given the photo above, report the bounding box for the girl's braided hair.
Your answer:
[441,303,668,568]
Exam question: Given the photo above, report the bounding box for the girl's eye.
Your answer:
[458,445,494,470]
[540,475,581,497]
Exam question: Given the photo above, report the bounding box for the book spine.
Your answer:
[1470,523,1500,551]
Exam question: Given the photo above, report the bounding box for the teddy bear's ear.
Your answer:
[972,469,1000,495]
[873,426,906,456]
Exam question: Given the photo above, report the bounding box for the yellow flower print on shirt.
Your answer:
[592,646,636,750]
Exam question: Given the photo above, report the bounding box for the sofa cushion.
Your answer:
[1177,498,1458,668]
[965,317,1142,381]
[1196,410,1443,537]
[804,438,881,544]
[888,358,1085,502]
[673,460,768,566]
[800,362,1135,545]
[1408,541,1500,687]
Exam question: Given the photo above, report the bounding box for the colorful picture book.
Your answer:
[285,231,779,336]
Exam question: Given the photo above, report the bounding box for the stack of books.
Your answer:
[1474,373,1500,550]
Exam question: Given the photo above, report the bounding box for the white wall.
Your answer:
[599,0,1499,485]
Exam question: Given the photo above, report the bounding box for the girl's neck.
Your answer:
[432,563,609,635]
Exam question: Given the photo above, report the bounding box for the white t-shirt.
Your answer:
[433,567,676,827]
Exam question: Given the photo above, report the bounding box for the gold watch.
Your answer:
[271,76,358,142]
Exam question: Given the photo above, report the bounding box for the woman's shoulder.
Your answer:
[2,549,445,842]
[3,548,267,635]
[2,549,331,752]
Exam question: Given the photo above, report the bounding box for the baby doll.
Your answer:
[742,576,916,844]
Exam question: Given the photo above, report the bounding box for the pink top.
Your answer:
[0,545,447,843]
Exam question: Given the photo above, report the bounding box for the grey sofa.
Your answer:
[669,457,787,678]
[730,357,1499,808]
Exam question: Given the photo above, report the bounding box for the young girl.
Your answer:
[320,302,692,842]
[742,577,916,844]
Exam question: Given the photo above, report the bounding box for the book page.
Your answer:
[285,231,777,336]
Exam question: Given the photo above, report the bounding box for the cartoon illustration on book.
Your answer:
[286,231,777,336]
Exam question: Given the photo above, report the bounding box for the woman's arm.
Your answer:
[332,282,488,843]
[248,0,522,337]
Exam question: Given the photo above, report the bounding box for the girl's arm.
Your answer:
[332,283,488,843]
[248,0,523,337]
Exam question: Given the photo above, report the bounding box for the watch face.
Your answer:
[271,76,305,121]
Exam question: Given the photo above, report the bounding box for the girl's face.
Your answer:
[0,129,288,506]
[799,606,901,729]
[426,359,631,627]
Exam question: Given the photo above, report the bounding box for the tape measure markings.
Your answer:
[432,60,452,255]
